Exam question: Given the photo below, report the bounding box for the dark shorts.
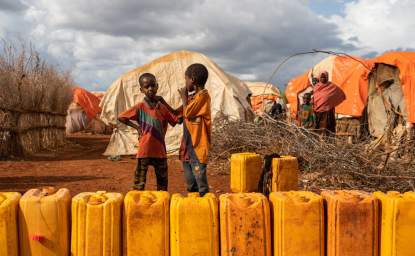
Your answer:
[134,158,168,191]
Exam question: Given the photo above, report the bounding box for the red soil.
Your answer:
[0,135,232,197]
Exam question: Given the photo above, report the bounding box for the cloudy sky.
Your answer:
[1,0,414,92]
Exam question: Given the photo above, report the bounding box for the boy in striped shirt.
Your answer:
[117,73,181,191]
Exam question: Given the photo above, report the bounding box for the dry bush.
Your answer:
[210,113,415,193]
[0,35,74,158]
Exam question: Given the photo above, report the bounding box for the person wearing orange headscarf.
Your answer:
[313,71,346,135]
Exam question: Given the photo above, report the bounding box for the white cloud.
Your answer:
[330,0,415,54]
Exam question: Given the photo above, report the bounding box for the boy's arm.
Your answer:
[117,118,143,137]
[155,96,181,116]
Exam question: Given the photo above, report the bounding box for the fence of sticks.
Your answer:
[0,36,74,159]
[210,113,415,193]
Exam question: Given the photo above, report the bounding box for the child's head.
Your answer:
[312,77,319,86]
[185,63,209,92]
[139,73,158,99]
[303,93,311,105]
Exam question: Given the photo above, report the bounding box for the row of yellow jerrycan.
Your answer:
[230,153,298,192]
[3,188,415,256]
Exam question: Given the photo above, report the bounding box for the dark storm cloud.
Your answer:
[0,0,28,12]
[361,51,378,59]
[12,0,360,91]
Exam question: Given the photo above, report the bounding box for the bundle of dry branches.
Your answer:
[0,35,74,158]
[210,113,415,193]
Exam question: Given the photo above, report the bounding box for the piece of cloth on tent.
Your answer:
[314,71,346,112]
[367,61,410,137]
[72,86,102,120]
[371,52,415,125]
[66,109,90,133]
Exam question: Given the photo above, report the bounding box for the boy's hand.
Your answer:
[137,128,143,138]
[154,96,164,102]
[176,117,183,124]
[178,87,188,99]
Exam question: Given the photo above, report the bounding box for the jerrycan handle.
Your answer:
[188,192,200,199]
[387,191,400,197]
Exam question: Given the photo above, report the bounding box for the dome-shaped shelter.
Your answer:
[245,82,287,115]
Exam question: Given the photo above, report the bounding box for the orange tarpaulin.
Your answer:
[286,69,310,118]
[72,86,102,120]
[372,52,415,124]
[286,56,374,117]
[251,95,279,115]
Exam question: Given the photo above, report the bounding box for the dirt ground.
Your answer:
[0,135,232,197]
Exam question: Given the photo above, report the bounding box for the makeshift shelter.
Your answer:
[286,56,375,136]
[66,87,110,134]
[92,91,106,101]
[366,52,415,138]
[245,82,287,115]
[100,50,255,156]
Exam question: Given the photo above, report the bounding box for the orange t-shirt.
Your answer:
[118,98,177,158]
[177,89,212,164]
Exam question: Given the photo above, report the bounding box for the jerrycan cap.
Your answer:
[141,195,153,204]
[30,234,44,242]
[89,196,104,205]
[42,187,55,195]
[0,193,7,205]
[293,194,308,203]
[188,192,200,199]
[238,193,251,206]
[387,191,400,197]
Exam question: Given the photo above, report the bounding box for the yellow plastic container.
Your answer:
[231,153,262,192]
[375,191,415,256]
[322,190,378,256]
[373,191,415,256]
[272,156,298,192]
[269,191,324,256]
[170,192,219,256]
[219,192,271,256]
[19,187,71,256]
[123,191,170,256]
[71,191,123,256]
[0,192,21,256]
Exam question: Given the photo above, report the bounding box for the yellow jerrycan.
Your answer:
[71,191,124,256]
[19,187,71,256]
[269,191,324,256]
[170,192,219,256]
[272,156,298,192]
[123,191,170,256]
[373,191,415,256]
[0,192,21,256]
[322,190,378,256]
[231,153,262,192]
[219,192,271,256]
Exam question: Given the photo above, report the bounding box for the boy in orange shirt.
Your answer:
[177,63,212,196]
[117,73,181,191]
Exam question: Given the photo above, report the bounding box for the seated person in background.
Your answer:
[298,93,316,128]
[271,103,284,120]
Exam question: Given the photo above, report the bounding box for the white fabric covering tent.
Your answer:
[100,50,255,156]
